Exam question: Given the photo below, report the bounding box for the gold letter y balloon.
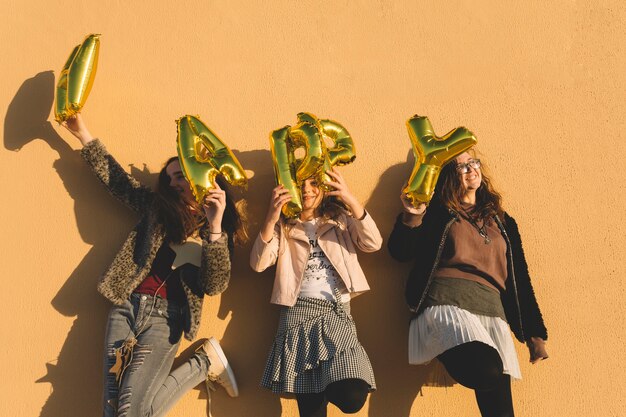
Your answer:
[403,115,477,205]
[55,34,100,122]
[176,115,247,203]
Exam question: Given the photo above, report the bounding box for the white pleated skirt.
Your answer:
[409,305,521,381]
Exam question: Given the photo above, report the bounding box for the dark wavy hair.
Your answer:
[435,149,504,222]
[155,157,248,245]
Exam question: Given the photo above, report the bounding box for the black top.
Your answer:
[387,197,548,343]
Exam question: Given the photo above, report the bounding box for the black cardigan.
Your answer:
[387,199,547,343]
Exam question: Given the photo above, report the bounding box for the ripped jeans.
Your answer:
[103,293,209,417]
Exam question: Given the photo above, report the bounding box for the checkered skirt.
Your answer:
[261,296,376,394]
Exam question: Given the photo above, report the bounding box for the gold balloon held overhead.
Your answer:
[270,113,357,217]
[55,34,100,122]
[403,115,478,206]
[176,115,247,203]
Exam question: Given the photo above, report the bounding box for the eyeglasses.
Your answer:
[456,159,481,174]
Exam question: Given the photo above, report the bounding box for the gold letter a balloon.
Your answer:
[55,34,100,122]
[176,115,247,203]
[403,115,477,205]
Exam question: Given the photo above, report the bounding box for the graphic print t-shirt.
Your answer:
[298,218,350,302]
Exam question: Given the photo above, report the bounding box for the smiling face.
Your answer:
[456,151,482,193]
[165,160,194,204]
[301,177,324,213]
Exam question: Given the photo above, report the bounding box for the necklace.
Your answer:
[461,207,491,244]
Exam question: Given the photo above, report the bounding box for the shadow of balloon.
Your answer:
[5,71,157,417]
[5,71,285,416]
[356,151,455,417]
[209,148,285,416]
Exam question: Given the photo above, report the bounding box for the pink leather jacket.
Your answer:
[249,212,383,306]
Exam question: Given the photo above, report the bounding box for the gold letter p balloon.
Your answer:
[270,113,356,218]
[403,115,477,206]
[176,115,247,203]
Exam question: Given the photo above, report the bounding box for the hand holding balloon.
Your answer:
[61,114,95,146]
[202,181,226,240]
[400,183,426,227]
[260,185,292,243]
[324,167,364,219]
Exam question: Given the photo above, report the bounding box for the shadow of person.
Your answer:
[4,71,153,417]
[201,148,285,416]
[355,150,454,417]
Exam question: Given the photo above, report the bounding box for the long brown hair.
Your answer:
[436,150,505,221]
[281,192,349,229]
[156,157,248,245]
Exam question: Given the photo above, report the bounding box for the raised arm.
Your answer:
[387,189,427,262]
[197,182,233,295]
[62,114,153,212]
[250,185,291,272]
[324,167,382,252]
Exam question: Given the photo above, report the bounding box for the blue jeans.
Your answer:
[103,293,209,417]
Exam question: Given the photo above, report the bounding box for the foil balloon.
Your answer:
[403,115,477,206]
[289,120,325,181]
[270,113,357,217]
[55,34,101,122]
[296,112,356,189]
[270,126,303,218]
[176,115,247,203]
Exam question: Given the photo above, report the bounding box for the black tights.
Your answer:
[295,378,369,417]
[438,342,514,417]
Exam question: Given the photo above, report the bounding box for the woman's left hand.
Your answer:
[202,182,226,240]
[527,337,549,364]
[325,167,365,219]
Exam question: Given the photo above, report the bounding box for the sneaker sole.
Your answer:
[207,337,239,397]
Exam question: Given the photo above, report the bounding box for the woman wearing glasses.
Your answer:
[388,151,548,417]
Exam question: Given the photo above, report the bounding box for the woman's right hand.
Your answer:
[400,186,426,227]
[260,185,292,242]
[61,113,95,146]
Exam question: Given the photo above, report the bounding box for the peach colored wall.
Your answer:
[1,1,624,416]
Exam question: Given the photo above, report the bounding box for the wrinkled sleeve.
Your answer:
[506,214,548,341]
[346,211,383,253]
[80,139,153,212]
[387,212,426,262]
[198,230,232,296]
[249,223,281,272]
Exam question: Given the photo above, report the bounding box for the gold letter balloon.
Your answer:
[176,115,247,203]
[270,113,356,217]
[55,34,101,122]
[403,115,477,206]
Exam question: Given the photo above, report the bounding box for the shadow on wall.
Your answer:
[4,71,448,417]
[5,71,131,417]
[4,71,283,417]
[358,151,455,417]
[201,147,285,416]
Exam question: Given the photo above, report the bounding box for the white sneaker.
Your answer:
[197,337,239,397]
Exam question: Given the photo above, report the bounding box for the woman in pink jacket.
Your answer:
[250,168,382,417]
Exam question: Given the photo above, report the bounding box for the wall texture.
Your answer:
[1,1,624,416]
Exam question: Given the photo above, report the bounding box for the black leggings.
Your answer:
[295,378,369,417]
[438,341,514,417]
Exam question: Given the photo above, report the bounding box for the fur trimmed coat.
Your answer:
[81,139,231,340]
[387,198,547,343]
